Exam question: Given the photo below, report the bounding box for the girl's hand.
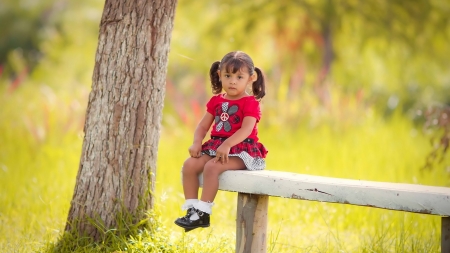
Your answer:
[188,143,202,158]
[215,143,231,164]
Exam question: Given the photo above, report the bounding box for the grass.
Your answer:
[0,85,449,252]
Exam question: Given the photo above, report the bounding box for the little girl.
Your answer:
[174,51,268,232]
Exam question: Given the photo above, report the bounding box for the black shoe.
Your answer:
[174,207,196,232]
[174,208,210,232]
[179,208,196,232]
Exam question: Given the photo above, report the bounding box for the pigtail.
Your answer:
[209,61,222,94]
[252,67,266,100]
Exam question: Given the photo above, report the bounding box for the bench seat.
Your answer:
[198,170,450,253]
[200,170,450,216]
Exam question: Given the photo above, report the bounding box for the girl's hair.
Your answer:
[209,51,266,100]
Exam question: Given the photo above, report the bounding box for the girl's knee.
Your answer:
[203,162,221,177]
[182,158,203,175]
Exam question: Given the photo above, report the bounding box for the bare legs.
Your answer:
[176,155,246,231]
[182,155,246,202]
[182,155,212,199]
[200,157,245,201]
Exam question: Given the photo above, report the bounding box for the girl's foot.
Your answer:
[180,208,196,232]
[174,208,210,232]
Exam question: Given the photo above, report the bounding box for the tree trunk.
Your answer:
[65,0,177,241]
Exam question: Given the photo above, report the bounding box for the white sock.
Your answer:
[190,201,214,221]
[189,212,200,221]
[181,199,198,210]
[193,200,214,214]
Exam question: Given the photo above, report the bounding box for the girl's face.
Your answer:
[217,66,257,100]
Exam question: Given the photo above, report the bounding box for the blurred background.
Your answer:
[2,0,450,134]
[1,0,450,252]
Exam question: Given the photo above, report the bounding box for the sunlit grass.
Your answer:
[0,85,448,252]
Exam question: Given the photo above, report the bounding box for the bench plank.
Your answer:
[199,170,450,216]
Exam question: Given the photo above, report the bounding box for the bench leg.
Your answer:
[443,217,450,253]
[236,193,268,253]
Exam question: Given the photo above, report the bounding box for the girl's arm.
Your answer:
[189,112,214,157]
[215,116,256,163]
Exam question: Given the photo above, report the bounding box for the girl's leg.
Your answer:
[182,155,213,200]
[175,156,245,231]
[176,155,214,231]
[200,157,246,202]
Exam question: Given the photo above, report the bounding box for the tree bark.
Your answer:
[65,0,177,240]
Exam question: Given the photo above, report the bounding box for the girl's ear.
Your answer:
[217,70,221,77]
[251,72,258,82]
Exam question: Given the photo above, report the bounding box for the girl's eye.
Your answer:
[225,74,230,78]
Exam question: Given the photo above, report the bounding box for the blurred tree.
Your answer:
[169,0,450,113]
[0,0,104,94]
[65,0,177,241]
[0,0,53,86]
[0,0,51,66]
[423,105,450,171]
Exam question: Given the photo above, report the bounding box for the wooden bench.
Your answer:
[199,170,450,253]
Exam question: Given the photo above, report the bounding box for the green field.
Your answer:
[2,0,450,252]
[1,88,448,252]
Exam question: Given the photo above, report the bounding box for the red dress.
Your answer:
[201,94,268,170]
